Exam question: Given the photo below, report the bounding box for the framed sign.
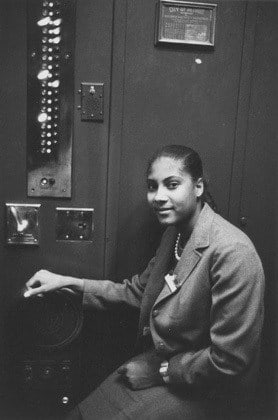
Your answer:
[155,1,217,47]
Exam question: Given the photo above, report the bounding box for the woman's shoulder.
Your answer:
[210,211,258,254]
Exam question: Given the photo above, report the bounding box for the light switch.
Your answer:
[6,203,41,245]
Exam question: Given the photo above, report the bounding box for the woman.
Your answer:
[25,145,264,419]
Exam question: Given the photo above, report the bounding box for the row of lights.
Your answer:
[36,1,62,155]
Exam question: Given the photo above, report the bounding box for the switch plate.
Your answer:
[79,83,104,121]
[6,203,41,245]
[56,207,94,241]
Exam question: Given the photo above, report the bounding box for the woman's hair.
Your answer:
[147,144,217,212]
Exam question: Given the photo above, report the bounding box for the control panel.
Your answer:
[27,0,76,197]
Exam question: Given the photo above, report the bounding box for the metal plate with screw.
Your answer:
[78,83,104,121]
[6,203,41,245]
[56,207,94,241]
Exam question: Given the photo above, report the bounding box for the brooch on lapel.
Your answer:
[165,273,179,293]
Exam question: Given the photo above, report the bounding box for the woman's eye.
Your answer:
[167,182,178,189]
[147,183,156,192]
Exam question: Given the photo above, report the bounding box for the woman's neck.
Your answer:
[178,202,202,246]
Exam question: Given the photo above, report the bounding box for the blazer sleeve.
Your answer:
[167,242,265,391]
[82,256,156,310]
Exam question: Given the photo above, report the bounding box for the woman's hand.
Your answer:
[24,269,66,298]
[117,351,164,390]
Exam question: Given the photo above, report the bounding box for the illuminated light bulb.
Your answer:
[49,12,54,16]
[48,65,53,70]
[48,80,60,88]
[48,56,53,61]
[47,132,51,137]
[47,124,52,129]
[47,99,52,104]
[52,18,62,26]
[47,108,52,112]
[47,91,52,95]
[37,16,51,26]
[47,141,52,145]
[37,69,50,80]
[48,47,53,52]
[49,27,60,35]
[49,36,61,44]
[46,148,51,154]
[49,2,54,7]
[47,116,52,120]
[38,112,48,123]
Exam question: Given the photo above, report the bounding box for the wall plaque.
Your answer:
[155,1,217,47]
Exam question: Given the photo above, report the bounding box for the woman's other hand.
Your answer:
[24,269,66,298]
[117,351,164,390]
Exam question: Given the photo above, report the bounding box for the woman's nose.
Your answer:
[154,187,168,202]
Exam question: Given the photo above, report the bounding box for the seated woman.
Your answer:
[25,145,264,420]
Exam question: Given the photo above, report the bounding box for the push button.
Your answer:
[152,309,159,317]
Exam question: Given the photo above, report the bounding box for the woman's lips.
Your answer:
[156,208,173,214]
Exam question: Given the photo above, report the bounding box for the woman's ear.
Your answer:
[195,178,204,198]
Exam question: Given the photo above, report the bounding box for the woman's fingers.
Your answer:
[24,285,45,298]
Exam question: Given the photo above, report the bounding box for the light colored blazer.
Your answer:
[83,204,265,397]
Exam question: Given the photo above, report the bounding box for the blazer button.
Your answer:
[152,309,159,317]
[158,342,165,350]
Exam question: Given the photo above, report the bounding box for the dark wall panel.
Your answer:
[238,3,278,415]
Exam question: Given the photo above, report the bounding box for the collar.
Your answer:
[190,202,215,250]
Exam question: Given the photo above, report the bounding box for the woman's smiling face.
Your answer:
[147,156,203,229]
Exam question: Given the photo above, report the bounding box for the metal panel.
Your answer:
[27,0,76,197]
[78,82,104,122]
[56,207,94,241]
[6,203,41,246]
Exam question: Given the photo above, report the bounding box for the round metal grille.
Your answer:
[14,290,83,350]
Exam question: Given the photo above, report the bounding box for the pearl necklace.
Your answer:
[174,233,181,261]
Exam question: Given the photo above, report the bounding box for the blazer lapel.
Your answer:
[154,203,214,306]
[138,226,177,334]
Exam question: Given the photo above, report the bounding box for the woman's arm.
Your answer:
[24,256,157,310]
[24,270,84,296]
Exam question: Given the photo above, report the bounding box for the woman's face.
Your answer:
[147,156,203,228]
